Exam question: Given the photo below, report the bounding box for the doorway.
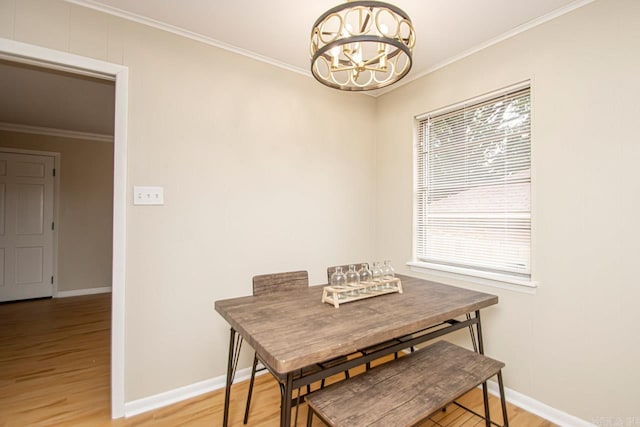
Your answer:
[0,37,128,418]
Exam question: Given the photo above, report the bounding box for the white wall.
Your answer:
[0,0,377,401]
[375,0,640,421]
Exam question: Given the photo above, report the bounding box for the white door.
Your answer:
[0,151,55,302]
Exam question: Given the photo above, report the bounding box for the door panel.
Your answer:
[0,152,54,302]
[0,248,4,286]
[16,184,45,235]
[0,183,5,235]
[16,246,44,284]
[16,161,45,178]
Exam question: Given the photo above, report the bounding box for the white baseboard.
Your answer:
[485,380,595,427]
[123,364,267,418]
[55,286,112,298]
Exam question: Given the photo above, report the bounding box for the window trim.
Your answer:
[414,80,531,121]
[412,80,533,286]
[406,260,538,290]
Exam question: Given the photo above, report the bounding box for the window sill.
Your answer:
[406,261,538,294]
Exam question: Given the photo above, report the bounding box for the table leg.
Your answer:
[482,381,491,427]
[475,310,485,355]
[280,372,293,427]
[223,327,243,427]
[474,310,492,426]
[498,370,509,426]
[466,312,478,352]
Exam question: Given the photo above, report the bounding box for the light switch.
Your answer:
[133,186,164,205]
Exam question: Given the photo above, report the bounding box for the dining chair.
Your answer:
[243,270,349,424]
[243,270,308,424]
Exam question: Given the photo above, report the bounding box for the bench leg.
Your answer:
[306,406,314,427]
[498,370,509,427]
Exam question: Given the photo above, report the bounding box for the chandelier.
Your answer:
[310,1,416,91]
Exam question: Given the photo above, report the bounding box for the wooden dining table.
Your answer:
[214,274,498,427]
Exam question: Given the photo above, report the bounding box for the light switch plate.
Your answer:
[133,186,164,205]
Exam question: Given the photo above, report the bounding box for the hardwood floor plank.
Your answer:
[1,293,556,426]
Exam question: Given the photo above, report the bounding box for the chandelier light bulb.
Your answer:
[353,50,362,64]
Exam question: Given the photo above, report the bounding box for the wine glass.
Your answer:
[345,264,360,296]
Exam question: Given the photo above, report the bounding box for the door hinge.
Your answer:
[51,276,54,284]
[51,222,55,230]
[53,168,56,177]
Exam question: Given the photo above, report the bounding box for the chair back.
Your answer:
[252,270,309,297]
[326,263,370,284]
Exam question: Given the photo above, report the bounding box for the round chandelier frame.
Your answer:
[310,1,416,91]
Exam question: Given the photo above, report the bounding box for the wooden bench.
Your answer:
[305,340,509,427]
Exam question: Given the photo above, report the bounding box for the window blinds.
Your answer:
[415,87,531,277]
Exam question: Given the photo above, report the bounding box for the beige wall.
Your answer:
[0,0,377,401]
[0,130,113,292]
[376,0,640,421]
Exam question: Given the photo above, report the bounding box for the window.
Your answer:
[414,85,531,281]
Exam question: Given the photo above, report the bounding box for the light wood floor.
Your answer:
[0,293,555,426]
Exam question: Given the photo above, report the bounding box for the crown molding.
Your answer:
[64,0,311,79]
[0,122,113,142]
[373,0,596,96]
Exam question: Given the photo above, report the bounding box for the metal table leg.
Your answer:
[223,327,243,427]
[280,372,294,427]
[482,381,491,427]
[475,310,485,355]
[474,310,492,426]
[466,312,478,352]
[498,370,510,427]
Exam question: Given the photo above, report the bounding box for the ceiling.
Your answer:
[0,60,115,137]
[71,0,587,92]
[0,1,589,137]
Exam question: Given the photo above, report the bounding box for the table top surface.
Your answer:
[214,274,498,374]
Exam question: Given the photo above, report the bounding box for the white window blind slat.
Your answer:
[415,87,531,277]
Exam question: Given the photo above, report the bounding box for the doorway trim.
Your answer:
[0,38,128,418]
